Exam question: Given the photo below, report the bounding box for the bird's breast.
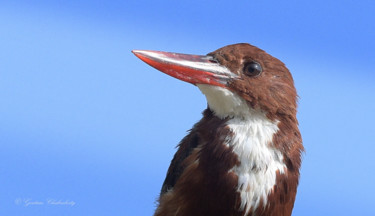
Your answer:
[225,112,286,215]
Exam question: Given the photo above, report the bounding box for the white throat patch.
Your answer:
[197,84,251,119]
[197,84,286,215]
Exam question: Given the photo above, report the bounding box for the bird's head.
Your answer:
[132,43,297,121]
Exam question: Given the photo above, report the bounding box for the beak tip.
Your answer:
[131,50,143,60]
[132,50,150,60]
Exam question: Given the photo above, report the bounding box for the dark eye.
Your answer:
[244,61,262,77]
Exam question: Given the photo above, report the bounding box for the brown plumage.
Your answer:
[132,43,303,216]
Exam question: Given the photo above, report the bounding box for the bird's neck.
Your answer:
[197,85,290,215]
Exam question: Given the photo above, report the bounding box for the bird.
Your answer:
[132,43,303,216]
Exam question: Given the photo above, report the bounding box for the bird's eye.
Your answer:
[243,61,262,77]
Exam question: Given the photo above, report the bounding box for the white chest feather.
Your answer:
[197,84,286,215]
[227,116,285,215]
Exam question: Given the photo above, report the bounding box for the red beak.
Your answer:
[132,50,238,88]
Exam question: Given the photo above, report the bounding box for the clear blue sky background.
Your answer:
[1,1,374,215]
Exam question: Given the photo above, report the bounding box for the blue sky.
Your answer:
[1,1,374,215]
